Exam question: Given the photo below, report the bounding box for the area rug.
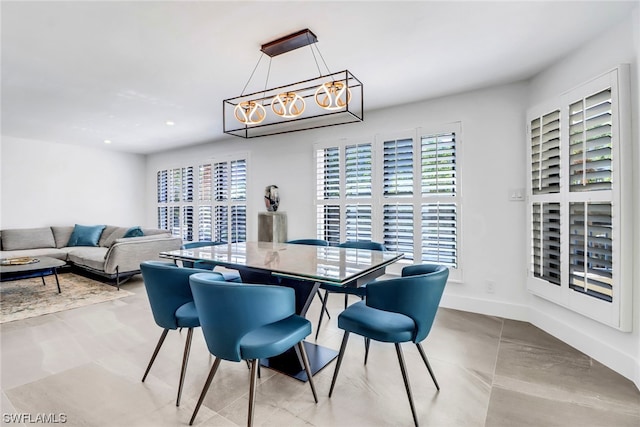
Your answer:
[1,273,134,324]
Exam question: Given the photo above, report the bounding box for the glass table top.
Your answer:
[161,242,403,285]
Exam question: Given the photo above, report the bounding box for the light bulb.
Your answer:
[234,101,266,125]
[272,92,305,118]
[315,81,351,111]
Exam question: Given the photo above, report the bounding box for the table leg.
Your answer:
[53,268,61,293]
[265,277,338,382]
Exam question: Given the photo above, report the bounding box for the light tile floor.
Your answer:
[1,276,638,426]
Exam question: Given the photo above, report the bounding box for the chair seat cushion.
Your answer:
[338,301,415,343]
[320,283,366,297]
[240,315,311,360]
[175,302,200,328]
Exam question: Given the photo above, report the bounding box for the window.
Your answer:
[315,123,460,277]
[526,66,631,330]
[157,154,248,244]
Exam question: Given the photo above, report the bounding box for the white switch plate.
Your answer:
[508,188,525,201]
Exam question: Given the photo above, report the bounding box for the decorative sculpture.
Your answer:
[264,185,280,212]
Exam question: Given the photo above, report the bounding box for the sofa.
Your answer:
[0,225,182,287]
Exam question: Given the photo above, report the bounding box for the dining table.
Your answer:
[160,241,404,381]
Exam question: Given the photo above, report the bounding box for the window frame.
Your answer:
[526,65,632,331]
[314,122,462,281]
[156,152,249,244]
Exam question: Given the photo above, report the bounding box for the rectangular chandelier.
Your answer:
[222,30,363,139]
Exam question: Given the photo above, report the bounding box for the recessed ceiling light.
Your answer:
[166,121,175,126]
[104,139,112,144]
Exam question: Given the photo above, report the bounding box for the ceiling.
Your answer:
[1,1,636,155]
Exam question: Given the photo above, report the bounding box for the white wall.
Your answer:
[0,136,147,228]
[527,11,639,388]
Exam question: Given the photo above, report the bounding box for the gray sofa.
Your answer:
[0,225,182,287]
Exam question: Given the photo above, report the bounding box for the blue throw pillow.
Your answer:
[67,224,106,247]
[123,226,144,238]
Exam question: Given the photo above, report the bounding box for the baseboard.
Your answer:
[440,294,640,390]
[440,293,529,322]
[528,306,640,391]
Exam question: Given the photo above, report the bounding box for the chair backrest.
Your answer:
[181,241,225,250]
[189,273,296,362]
[338,240,386,251]
[287,239,329,247]
[180,241,226,268]
[140,261,224,329]
[365,264,449,343]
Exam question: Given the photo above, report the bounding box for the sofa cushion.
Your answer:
[67,247,109,271]
[52,226,74,248]
[142,228,169,236]
[1,227,56,250]
[98,225,120,247]
[67,224,106,247]
[101,227,128,247]
[0,248,68,261]
[123,226,144,238]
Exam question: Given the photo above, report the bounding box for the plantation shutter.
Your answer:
[531,202,561,285]
[214,206,228,242]
[421,203,457,267]
[182,206,194,241]
[230,159,247,201]
[199,164,212,202]
[214,162,228,202]
[383,138,413,196]
[317,205,340,245]
[168,168,181,202]
[531,111,561,194]
[316,146,342,243]
[569,89,612,192]
[231,205,247,242]
[316,147,340,200]
[198,206,212,241]
[569,202,613,301]
[157,170,168,203]
[345,204,372,241]
[345,144,372,197]
[383,204,414,260]
[421,133,456,195]
[157,207,168,230]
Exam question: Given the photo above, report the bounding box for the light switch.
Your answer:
[508,188,525,201]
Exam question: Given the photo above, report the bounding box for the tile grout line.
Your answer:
[482,317,505,427]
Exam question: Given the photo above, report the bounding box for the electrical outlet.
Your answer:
[486,280,496,294]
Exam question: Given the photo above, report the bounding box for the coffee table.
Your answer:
[0,256,66,293]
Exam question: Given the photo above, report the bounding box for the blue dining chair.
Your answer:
[286,239,331,320]
[181,241,242,282]
[315,240,386,339]
[188,273,318,426]
[328,264,449,427]
[139,261,226,407]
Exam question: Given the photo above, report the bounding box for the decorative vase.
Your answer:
[264,185,280,212]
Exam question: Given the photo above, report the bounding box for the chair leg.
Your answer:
[395,343,419,427]
[416,343,440,390]
[176,327,194,406]
[189,357,221,426]
[315,290,330,340]
[142,329,169,382]
[329,331,350,397]
[248,359,259,427]
[316,290,331,319]
[297,342,318,403]
[364,338,371,365]
[344,294,348,309]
